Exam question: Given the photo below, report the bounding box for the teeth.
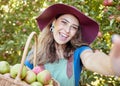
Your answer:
[60,33,68,38]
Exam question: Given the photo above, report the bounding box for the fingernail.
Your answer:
[112,34,120,43]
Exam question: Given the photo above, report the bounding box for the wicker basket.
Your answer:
[0,32,60,86]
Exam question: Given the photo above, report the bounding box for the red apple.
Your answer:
[109,15,115,20]
[103,0,114,6]
[32,66,44,75]
[97,31,102,38]
[37,70,52,85]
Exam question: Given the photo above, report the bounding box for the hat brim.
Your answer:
[36,3,99,44]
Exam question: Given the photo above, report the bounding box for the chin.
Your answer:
[56,41,67,45]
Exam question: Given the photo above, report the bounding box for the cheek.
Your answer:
[53,25,63,35]
[52,26,60,39]
[53,27,59,35]
[70,31,77,37]
[53,23,59,31]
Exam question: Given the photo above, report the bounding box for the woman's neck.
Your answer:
[55,43,66,58]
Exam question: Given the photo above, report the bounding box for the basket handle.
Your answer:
[15,32,38,81]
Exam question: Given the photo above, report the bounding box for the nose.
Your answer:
[65,26,71,33]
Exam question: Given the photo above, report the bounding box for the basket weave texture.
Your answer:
[0,32,60,86]
[0,74,30,86]
[0,74,59,86]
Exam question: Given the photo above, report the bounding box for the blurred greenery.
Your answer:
[0,0,120,85]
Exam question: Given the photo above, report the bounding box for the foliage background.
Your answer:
[0,0,120,85]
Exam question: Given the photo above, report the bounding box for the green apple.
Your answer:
[44,79,54,86]
[44,84,54,86]
[0,61,10,74]
[10,64,27,79]
[24,70,36,84]
[49,79,54,85]
[31,82,43,86]
[37,70,52,85]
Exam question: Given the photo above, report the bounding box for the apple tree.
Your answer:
[0,0,44,64]
[0,0,120,85]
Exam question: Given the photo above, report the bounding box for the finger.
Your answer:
[112,34,120,45]
[109,34,120,58]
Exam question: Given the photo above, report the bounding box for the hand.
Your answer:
[109,34,120,76]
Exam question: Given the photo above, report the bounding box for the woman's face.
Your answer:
[52,14,79,45]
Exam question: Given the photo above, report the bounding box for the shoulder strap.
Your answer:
[73,46,91,86]
[24,49,34,69]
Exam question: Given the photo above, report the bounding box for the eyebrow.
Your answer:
[61,18,79,27]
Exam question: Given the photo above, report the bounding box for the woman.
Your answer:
[25,3,120,86]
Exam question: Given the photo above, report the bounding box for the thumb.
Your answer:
[109,34,120,58]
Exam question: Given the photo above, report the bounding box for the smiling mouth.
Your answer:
[60,32,69,37]
[59,32,69,41]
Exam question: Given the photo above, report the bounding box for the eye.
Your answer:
[71,26,78,30]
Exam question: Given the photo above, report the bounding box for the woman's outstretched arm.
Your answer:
[80,50,114,76]
[81,35,120,76]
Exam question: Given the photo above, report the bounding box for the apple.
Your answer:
[44,79,54,86]
[37,70,52,85]
[24,70,36,84]
[31,82,43,86]
[10,64,27,79]
[32,66,44,75]
[0,61,10,74]
[49,79,54,84]
[97,31,102,38]
[117,5,120,10]
[103,7,108,13]
[16,21,22,26]
[44,84,54,86]
[116,16,120,22]
[109,15,115,20]
[22,28,27,33]
[2,28,5,33]
[103,0,114,6]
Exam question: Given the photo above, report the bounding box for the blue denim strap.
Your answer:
[74,46,91,86]
[24,50,34,69]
